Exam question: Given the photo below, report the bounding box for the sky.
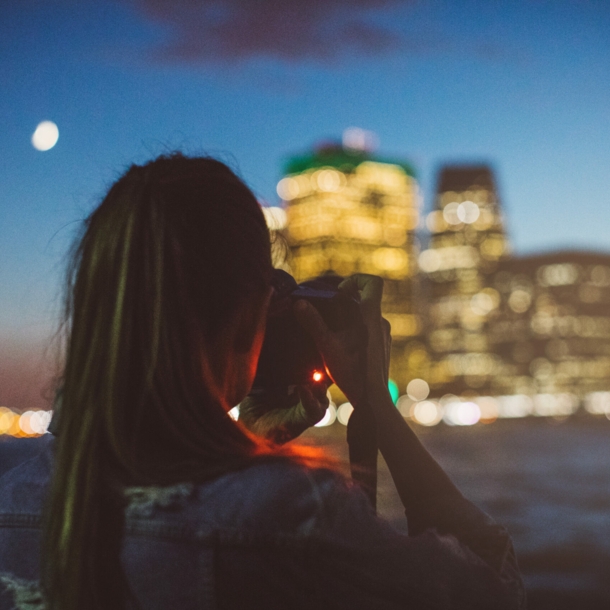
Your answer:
[2,0,610,409]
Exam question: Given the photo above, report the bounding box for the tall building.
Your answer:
[278,141,420,390]
[419,165,510,395]
[490,251,610,399]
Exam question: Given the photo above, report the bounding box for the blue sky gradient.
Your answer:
[2,0,610,407]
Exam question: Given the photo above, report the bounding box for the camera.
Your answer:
[252,269,363,393]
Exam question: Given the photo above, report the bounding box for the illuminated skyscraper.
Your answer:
[490,251,610,400]
[419,165,510,395]
[278,141,420,390]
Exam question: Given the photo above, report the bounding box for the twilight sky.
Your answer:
[1,0,610,409]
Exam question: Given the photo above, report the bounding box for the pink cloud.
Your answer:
[129,0,412,62]
[0,340,57,412]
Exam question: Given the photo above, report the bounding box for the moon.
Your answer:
[32,121,59,151]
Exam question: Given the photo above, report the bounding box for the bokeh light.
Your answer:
[442,201,461,225]
[475,396,499,423]
[497,395,533,418]
[314,404,337,427]
[396,394,413,417]
[342,127,378,152]
[0,407,53,436]
[443,400,481,426]
[336,402,354,425]
[0,407,15,434]
[19,411,35,435]
[312,168,342,192]
[585,392,610,416]
[456,200,480,224]
[410,400,442,426]
[406,378,430,401]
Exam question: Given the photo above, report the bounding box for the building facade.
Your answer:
[278,143,421,390]
[490,251,610,400]
[418,166,510,395]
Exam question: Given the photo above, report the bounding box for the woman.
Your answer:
[0,154,524,609]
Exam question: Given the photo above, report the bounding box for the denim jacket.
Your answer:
[0,437,525,609]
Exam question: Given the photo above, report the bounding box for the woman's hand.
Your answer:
[239,382,329,444]
[294,274,392,407]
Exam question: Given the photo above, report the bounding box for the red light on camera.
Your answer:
[312,370,323,382]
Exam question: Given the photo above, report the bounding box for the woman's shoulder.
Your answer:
[215,455,348,500]
[125,457,354,538]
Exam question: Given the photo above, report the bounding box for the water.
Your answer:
[301,417,610,608]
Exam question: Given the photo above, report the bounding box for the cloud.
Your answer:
[128,0,413,63]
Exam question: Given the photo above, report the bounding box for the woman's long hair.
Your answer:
[42,155,283,609]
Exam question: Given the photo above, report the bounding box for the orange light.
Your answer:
[312,371,323,382]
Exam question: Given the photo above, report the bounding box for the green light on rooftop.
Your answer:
[283,142,416,178]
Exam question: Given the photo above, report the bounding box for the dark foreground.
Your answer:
[2,417,609,609]
[300,417,610,610]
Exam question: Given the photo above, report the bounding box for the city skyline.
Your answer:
[3,0,610,416]
[4,140,610,431]
[274,144,610,427]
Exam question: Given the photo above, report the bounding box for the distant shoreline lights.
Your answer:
[1,390,609,438]
[0,407,52,437]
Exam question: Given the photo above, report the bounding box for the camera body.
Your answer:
[252,269,362,392]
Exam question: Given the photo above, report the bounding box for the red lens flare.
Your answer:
[312,370,323,382]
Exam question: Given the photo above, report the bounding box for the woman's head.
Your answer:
[44,154,274,609]
[64,154,273,465]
